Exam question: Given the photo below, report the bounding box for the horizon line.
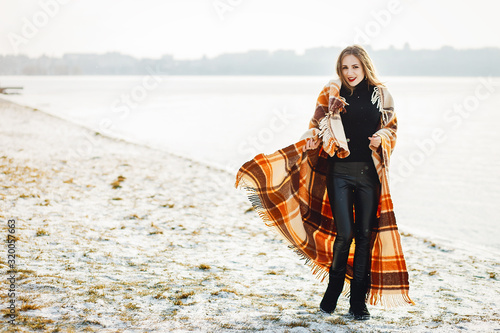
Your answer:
[2,44,500,61]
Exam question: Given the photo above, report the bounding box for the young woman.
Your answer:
[305,45,393,319]
[236,45,412,321]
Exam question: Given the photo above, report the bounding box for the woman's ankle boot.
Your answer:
[348,280,370,320]
[320,277,344,314]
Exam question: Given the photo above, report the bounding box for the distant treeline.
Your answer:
[1,45,499,76]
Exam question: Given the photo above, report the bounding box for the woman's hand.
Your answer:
[368,135,381,148]
[304,137,321,152]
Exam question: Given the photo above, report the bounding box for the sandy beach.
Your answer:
[0,98,499,332]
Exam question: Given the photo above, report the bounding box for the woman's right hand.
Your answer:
[304,137,321,152]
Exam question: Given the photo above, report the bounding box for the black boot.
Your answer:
[348,280,370,320]
[320,277,344,314]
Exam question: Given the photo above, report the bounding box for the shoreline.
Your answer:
[0,97,234,175]
[0,98,498,332]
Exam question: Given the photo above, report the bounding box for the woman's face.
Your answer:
[341,54,365,87]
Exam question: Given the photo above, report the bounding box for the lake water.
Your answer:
[1,75,499,257]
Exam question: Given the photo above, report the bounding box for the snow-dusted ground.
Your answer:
[0,99,498,332]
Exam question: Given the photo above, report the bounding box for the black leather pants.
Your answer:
[326,161,380,284]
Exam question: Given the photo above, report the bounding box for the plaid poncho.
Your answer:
[235,79,414,307]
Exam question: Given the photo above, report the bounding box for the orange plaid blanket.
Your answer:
[235,79,414,307]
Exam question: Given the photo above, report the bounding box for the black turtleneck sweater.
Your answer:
[332,78,381,163]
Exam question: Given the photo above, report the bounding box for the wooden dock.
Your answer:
[0,87,23,95]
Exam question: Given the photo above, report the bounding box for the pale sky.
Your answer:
[0,0,497,59]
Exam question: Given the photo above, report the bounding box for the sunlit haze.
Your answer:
[0,0,499,59]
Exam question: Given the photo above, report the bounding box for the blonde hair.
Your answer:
[336,45,384,95]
